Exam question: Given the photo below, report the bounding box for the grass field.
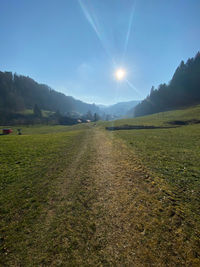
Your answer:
[0,123,90,135]
[19,108,55,117]
[102,104,200,127]
[103,105,200,264]
[103,105,200,202]
[0,127,87,265]
[0,105,200,265]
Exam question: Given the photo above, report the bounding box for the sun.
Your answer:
[115,68,126,81]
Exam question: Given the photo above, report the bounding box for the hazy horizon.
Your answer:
[1,0,200,105]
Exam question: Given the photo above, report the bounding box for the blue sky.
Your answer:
[1,0,200,105]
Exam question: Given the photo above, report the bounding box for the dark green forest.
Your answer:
[0,72,100,124]
[134,52,200,117]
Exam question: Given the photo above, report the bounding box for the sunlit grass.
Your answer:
[1,105,200,265]
[100,104,200,127]
[0,128,84,264]
[102,105,200,264]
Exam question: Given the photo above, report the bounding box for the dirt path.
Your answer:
[82,128,164,266]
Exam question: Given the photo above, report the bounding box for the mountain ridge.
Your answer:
[99,100,140,118]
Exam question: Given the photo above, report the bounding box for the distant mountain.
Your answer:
[134,51,200,117]
[99,100,140,118]
[0,71,100,115]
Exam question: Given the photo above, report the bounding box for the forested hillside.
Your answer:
[0,72,99,115]
[134,52,200,117]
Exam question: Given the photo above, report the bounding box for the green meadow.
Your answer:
[103,105,200,262]
[102,104,200,127]
[0,126,86,264]
[0,105,200,265]
[104,105,200,199]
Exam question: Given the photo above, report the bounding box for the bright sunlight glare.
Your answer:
[115,68,126,81]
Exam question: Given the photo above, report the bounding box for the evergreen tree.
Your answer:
[33,104,42,118]
[94,112,100,121]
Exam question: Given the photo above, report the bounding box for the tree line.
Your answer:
[0,72,100,124]
[134,52,200,117]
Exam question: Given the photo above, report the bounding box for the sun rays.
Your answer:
[78,0,140,96]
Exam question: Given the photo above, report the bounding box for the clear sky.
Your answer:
[1,0,200,105]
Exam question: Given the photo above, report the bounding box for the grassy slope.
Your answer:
[19,109,55,117]
[102,105,200,200]
[101,104,200,127]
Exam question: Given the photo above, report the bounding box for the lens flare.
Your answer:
[115,68,126,81]
[123,0,136,59]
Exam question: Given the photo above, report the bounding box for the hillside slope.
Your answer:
[134,51,200,117]
[104,104,200,127]
[0,71,100,115]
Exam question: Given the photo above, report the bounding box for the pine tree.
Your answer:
[33,104,42,118]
